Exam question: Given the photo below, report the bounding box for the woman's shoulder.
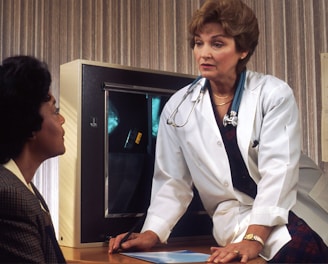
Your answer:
[0,166,40,214]
[166,77,205,105]
[246,70,290,88]
[246,70,294,98]
[0,165,26,188]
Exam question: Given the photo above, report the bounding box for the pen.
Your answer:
[119,214,146,249]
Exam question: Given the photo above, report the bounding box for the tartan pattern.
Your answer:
[269,211,328,263]
[0,166,66,263]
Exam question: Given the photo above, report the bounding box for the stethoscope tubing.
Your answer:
[167,71,246,128]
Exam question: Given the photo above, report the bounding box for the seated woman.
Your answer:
[0,55,66,263]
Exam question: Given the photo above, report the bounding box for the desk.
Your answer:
[61,245,267,264]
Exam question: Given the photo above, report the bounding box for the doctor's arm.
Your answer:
[110,105,193,253]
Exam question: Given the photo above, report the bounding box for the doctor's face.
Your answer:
[193,23,247,82]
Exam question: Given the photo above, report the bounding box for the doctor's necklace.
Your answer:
[215,99,233,106]
[213,93,233,106]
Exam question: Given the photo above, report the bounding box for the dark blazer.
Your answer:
[0,165,66,263]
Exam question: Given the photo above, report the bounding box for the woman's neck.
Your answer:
[209,74,238,97]
[14,149,41,184]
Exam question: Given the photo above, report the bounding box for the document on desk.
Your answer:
[121,250,210,263]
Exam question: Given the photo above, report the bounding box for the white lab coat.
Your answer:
[142,70,304,260]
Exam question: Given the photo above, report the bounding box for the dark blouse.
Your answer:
[219,123,257,199]
[209,81,257,199]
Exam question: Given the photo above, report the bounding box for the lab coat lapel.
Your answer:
[192,78,222,135]
[237,73,262,163]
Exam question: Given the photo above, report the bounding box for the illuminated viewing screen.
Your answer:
[104,84,172,218]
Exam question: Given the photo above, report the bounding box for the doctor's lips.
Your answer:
[200,63,215,69]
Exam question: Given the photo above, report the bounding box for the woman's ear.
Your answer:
[240,51,249,60]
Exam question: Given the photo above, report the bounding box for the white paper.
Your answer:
[121,250,210,263]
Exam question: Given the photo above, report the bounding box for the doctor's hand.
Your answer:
[207,240,263,263]
[108,230,159,254]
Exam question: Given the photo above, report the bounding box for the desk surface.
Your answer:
[61,245,266,264]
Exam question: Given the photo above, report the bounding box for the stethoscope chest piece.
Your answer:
[223,110,238,127]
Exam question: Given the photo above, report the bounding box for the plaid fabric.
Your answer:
[269,211,328,263]
[0,166,66,263]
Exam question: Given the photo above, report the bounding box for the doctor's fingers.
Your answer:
[108,232,130,253]
[207,251,241,263]
[108,236,116,253]
[121,232,158,251]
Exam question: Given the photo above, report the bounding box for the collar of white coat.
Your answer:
[189,77,207,102]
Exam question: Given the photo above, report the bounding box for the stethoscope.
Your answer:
[166,71,246,128]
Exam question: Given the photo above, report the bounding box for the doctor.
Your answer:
[109,0,328,262]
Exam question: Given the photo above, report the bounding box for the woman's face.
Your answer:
[193,23,247,82]
[31,93,65,161]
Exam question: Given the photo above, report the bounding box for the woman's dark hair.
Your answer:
[0,55,51,164]
[188,0,259,74]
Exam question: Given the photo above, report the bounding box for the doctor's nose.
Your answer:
[200,45,213,59]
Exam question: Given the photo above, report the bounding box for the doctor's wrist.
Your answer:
[243,233,265,247]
